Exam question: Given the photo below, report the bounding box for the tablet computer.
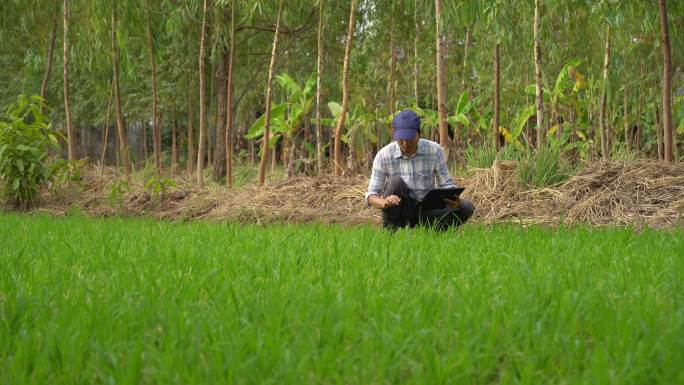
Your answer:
[419,187,465,210]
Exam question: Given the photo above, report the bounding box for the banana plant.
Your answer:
[245,72,316,157]
[327,101,377,169]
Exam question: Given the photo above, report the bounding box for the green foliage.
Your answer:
[144,175,176,200]
[0,95,65,209]
[464,142,521,169]
[106,178,130,212]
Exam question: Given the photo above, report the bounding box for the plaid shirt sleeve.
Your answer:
[364,150,387,207]
[434,145,458,189]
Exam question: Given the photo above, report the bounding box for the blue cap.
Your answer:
[392,110,421,140]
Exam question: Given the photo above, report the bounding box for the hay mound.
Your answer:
[206,175,376,224]
[30,160,684,228]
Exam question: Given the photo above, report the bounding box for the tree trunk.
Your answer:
[333,0,357,176]
[172,111,178,175]
[656,105,663,160]
[187,76,195,175]
[143,123,149,160]
[63,0,76,160]
[100,79,114,174]
[493,43,501,151]
[414,4,420,105]
[112,0,131,175]
[435,0,449,150]
[213,51,228,181]
[225,1,236,188]
[658,0,674,162]
[636,76,643,152]
[40,16,58,116]
[196,0,209,186]
[316,0,325,174]
[534,0,545,149]
[389,24,397,116]
[600,25,611,160]
[257,0,283,186]
[144,0,161,174]
[623,87,630,151]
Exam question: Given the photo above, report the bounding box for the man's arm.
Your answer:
[435,146,458,189]
[364,151,397,208]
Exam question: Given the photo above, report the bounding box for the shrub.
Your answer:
[0,95,64,209]
[517,134,576,188]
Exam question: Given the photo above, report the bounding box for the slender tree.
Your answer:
[658,0,674,162]
[197,0,209,186]
[493,42,501,151]
[435,0,449,150]
[63,0,76,160]
[315,0,325,174]
[187,75,195,175]
[112,0,131,175]
[257,0,284,186]
[144,0,161,174]
[225,0,236,188]
[40,15,58,115]
[534,0,545,148]
[600,26,611,160]
[333,0,357,176]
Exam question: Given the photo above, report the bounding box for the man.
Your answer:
[365,109,475,230]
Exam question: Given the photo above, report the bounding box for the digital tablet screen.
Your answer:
[420,187,465,210]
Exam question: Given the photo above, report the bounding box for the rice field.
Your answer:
[1,213,683,384]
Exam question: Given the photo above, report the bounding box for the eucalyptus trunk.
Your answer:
[187,76,195,175]
[316,0,324,174]
[414,4,420,104]
[40,16,58,116]
[144,0,161,174]
[112,0,131,175]
[100,80,114,173]
[493,43,501,151]
[213,51,227,181]
[225,1,236,188]
[534,0,544,149]
[435,0,449,150]
[63,0,76,160]
[389,24,397,116]
[623,88,630,151]
[257,0,283,186]
[172,111,178,175]
[333,0,357,176]
[600,25,611,160]
[658,0,674,162]
[196,0,209,186]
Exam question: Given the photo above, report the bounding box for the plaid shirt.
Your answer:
[364,139,458,206]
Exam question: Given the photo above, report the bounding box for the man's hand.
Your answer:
[443,196,461,209]
[383,195,401,209]
[369,194,401,209]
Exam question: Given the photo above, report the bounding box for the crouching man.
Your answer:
[364,109,475,230]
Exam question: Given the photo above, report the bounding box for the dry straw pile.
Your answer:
[36,160,683,228]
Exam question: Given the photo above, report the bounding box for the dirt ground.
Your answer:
[26,160,684,229]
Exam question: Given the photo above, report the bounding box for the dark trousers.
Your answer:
[381,176,475,230]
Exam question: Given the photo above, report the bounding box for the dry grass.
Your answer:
[22,160,684,228]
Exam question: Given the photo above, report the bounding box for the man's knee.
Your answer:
[383,176,408,196]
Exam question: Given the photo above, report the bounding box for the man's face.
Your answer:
[395,132,419,156]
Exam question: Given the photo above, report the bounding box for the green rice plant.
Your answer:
[1,213,683,384]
